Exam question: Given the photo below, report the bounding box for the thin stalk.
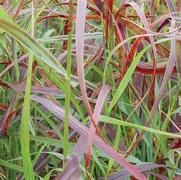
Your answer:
[63,0,73,157]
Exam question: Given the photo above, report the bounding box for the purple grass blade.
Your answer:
[75,0,93,116]
[73,135,87,163]
[74,85,110,165]
[11,84,62,95]
[165,0,175,13]
[104,163,165,180]
[86,85,110,165]
[147,172,168,180]
[55,154,81,180]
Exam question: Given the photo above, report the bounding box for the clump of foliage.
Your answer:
[0,0,181,179]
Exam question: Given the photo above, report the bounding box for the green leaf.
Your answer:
[20,53,35,180]
[0,159,24,172]
[100,116,181,139]
[108,46,150,113]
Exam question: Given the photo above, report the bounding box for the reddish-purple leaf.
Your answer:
[75,0,104,140]
[75,0,92,117]
[86,85,110,166]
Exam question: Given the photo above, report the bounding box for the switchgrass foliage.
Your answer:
[0,0,181,179]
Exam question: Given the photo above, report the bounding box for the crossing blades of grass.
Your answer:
[31,95,146,179]
[0,7,66,76]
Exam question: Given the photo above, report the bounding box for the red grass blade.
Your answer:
[0,103,6,111]
[121,37,144,78]
[0,97,16,135]
[106,0,114,12]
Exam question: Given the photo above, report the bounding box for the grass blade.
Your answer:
[20,3,35,179]
[108,45,150,113]
[86,85,110,166]
[99,116,181,139]
[63,0,73,158]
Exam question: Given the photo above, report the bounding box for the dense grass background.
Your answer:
[0,0,181,179]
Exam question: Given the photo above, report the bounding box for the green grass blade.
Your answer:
[0,159,24,172]
[107,125,121,175]
[108,46,150,113]
[64,1,73,157]
[20,3,35,179]
[30,136,64,147]
[20,52,35,180]
[100,116,181,139]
